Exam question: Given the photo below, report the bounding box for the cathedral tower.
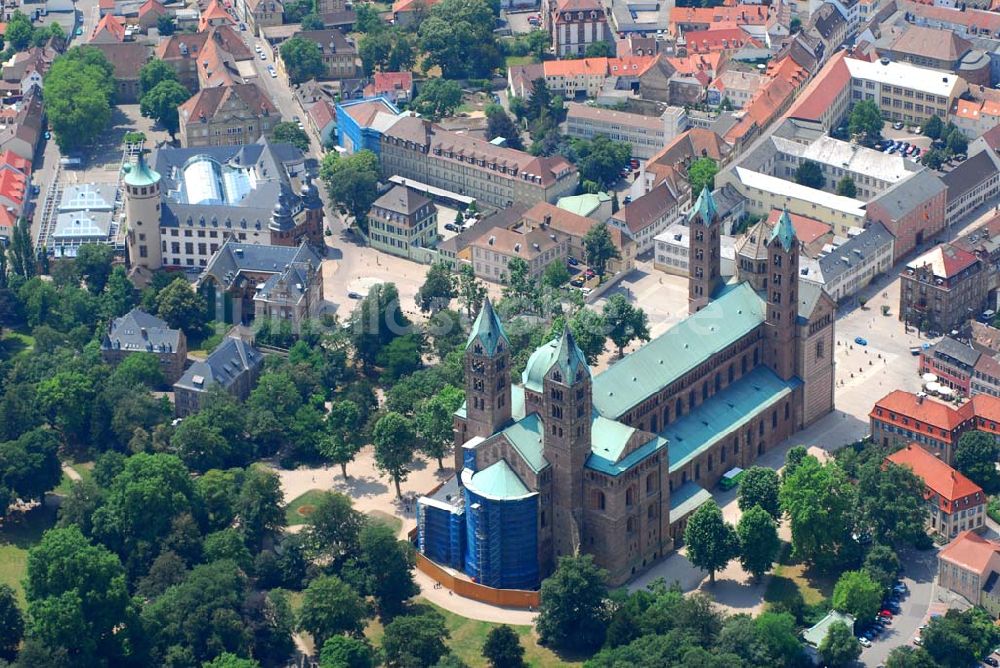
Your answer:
[688,186,721,314]
[541,327,592,560]
[458,298,512,470]
[765,209,799,381]
[123,152,163,271]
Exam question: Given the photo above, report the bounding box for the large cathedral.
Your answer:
[417,188,836,588]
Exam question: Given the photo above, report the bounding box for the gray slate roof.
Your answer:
[154,138,321,232]
[174,336,262,392]
[943,151,1000,204]
[201,240,321,291]
[932,336,981,369]
[818,222,894,283]
[102,308,182,353]
[868,169,947,221]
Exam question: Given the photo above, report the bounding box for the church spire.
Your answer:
[466,297,508,356]
[687,185,718,225]
[769,208,797,252]
[551,325,590,383]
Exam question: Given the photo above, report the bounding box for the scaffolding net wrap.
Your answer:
[464,488,540,590]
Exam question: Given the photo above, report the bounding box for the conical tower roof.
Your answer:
[687,185,718,225]
[769,208,797,252]
[466,297,508,356]
[550,325,590,383]
[123,151,160,188]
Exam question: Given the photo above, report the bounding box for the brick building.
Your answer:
[900,244,988,334]
[417,189,835,589]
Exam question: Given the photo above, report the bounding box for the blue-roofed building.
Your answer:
[335,97,401,155]
[418,188,837,591]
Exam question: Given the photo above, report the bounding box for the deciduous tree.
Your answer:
[832,569,882,622]
[737,466,781,519]
[537,555,608,650]
[416,262,456,313]
[155,277,208,334]
[0,584,23,661]
[687,157,718,194]
[372,412,416,498]
[779,455,856,570]
[320,636,376,668]
[482,625,525,668]
[684,501,738,584]
[602,293,650,358]
[583,222,621,279]
[381,611,450,667]
[280,37,326,83]
[272,121,311,151]
[794,160,825,189]
[139,59,180,95]
[298,575,370,647]
[352,522,418,617]
[818,620,861,668]
[413,78,463,119]
[736,505,780,582]
[954,430,1000,493]
[849,99,883,146]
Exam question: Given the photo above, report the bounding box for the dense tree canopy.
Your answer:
[280,37,326,84]
[954,430,1000,493]
[537,555,608,651]
[45,47,116,151]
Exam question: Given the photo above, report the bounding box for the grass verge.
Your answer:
[0,504,57,606]
[284,489,329,526]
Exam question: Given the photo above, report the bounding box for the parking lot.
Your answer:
[501,8,542,35]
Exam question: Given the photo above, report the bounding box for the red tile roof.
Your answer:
[92,13,127,42]
[0,150,31,176]
[785,50,851,122]
[0,168,25,206]
[871,389,970,432]
[683,27,762,53]
[308,99,336,129]
[886,443,983,512]
[764,209,830,245]
[939,530,1000,576]
[371,71,413,95]
[909,244,979,280]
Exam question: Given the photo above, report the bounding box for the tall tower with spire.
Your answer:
[123,152,163,271]
[688,186,722,314]
[764,209,799,381]
[458,298,512,470]
[541,327,592,560]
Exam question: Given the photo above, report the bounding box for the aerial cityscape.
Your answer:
[2,0,1000,665]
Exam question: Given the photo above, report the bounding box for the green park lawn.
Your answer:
[365,600,580,668]
[54,461,95,496]
[505,55,538,67]
[764,542,836,625]
[284,489,330,526]
[0,504,57,606]
[0,329,34,361]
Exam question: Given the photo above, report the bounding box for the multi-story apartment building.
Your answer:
[870,390,1000,464]
[565,103,687,160]
[900,244,988,334]
[469,226,569,283]
[888,444,986,538]
[367,184,439,260]
[919,336,981,394]
[938,532,1000,611]
[154,27,256,92]
[174,336,264,416]
[284,30,359,80]
[845,57,966,125]
[942,149,1000,223]
[507,56,657,99]
[520,202,634,274]
[177,82,279,148]
[546,0,612,57]
[379,116,579,209]
[242,0,283,34]
[813,222,895,303]
[101,309,188,384]
[609,182,681,254]
[865,169,948,262]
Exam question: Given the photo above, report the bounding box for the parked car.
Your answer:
[854,336,868,346]
[444,223,459,232]
[259,52,267,60]
[255,44,263,53]
[914,636,922,646]
[584,269,596,279]
[347,291,363,299]
[567,257,579,266]
[571,276,585,287]
[581,287,593,297]
[880,610,893,619]
[983,657,998,667]
[859,637,872,648]
[44,131,50,140]
[623,195,632,204]
[893,121,905,130]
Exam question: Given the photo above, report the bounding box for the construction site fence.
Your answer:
[414,551,541,609]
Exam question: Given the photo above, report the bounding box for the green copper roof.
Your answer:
[592,282,765,419]
[687,186,717,225]
[122,152,161,188]
[497,413,549,473]
[586,426,668,477]
[803,611,855,648]
[522,329,591,392]
[663,367,800,473]
[556,192,611,217]
[667,482,712,524]
[466,297,508,357]
[467,459,533,500]
[770,208,796,252]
